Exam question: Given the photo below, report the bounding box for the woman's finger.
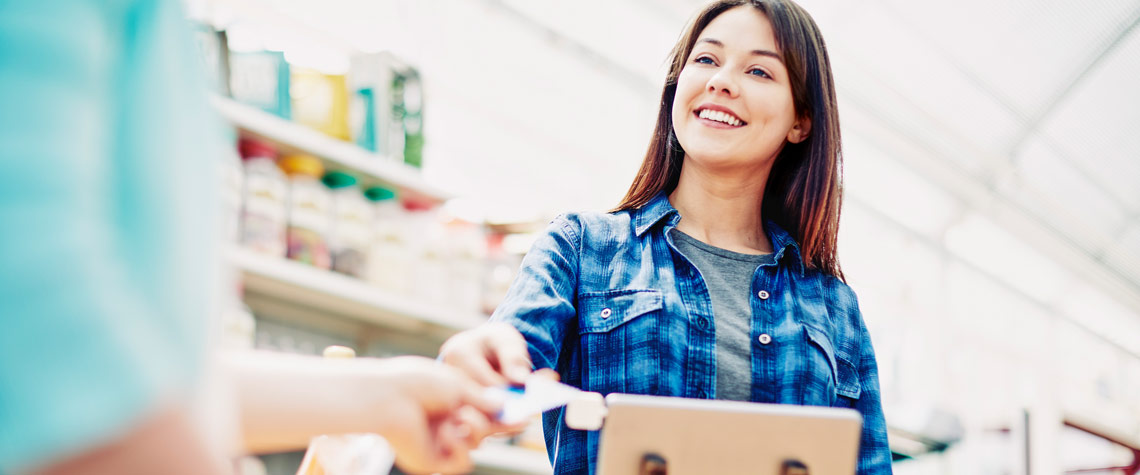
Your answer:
[485,326,532,384]
[442,344,508,387]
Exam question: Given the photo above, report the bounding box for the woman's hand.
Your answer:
[439,322,535,386]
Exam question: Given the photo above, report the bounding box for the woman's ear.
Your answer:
[787,116,812,144]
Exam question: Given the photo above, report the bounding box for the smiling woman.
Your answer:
[438,1,891,474]
[617,0,843,276]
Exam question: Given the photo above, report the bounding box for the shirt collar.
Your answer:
[633,192,680,236]
[764,219,806,277]
[632,192,805,276]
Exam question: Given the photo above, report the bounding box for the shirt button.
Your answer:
[757,290,770,300]
[758,333,772,345]
[697,316,710,329]
[600,308,612,319]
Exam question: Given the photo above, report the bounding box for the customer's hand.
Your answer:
[369,356,502,474]
[438,322,535,386]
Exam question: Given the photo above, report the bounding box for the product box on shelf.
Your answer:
[229,50,291,119]
[391,67,424,169]
[348,54,398,157]
[292,68,351,141]
[347,54,424,168]
[191,23,230,96]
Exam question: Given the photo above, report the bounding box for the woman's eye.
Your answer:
[748,68,771,79]
[694,56,715,65]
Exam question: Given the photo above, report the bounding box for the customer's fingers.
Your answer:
[454,405,493,446]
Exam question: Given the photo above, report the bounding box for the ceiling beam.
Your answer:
[1007,5,1140,155]
[838,85,1140,318]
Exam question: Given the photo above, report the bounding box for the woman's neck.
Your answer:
[668,158,774,254]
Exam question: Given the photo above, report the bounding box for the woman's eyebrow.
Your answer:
[697,37,783,63]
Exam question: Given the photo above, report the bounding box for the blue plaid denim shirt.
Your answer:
[490,192,892,474]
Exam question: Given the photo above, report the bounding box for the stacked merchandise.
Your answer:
[226,138,491,317]
[192,14,541,475]
[192,18,493,317]
[193,20,423,168]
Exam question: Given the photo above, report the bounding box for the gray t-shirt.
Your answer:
[671,229,774,401]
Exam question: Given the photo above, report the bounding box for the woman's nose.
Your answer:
[706,69,738,97]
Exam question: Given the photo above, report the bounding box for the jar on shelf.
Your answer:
[238,138,287,256]
[220,131,243,244]
[445,218,487,315]
[405,201,448,304]
[279,155,331,269]
[363,186,411,295]
[322,171,371,278]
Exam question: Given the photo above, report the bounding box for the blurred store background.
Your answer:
[186,0,1140,473]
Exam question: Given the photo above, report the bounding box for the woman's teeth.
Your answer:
[698,109,742,126]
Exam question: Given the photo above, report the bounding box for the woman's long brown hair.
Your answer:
[613,0,846,280]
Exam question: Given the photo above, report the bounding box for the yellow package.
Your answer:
[292,68,351,141]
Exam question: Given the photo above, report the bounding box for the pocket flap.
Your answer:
[803,325,838,385]
[579,289,663,333]
[805,325,862,400]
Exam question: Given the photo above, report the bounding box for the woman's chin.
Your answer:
[683,149,757,169]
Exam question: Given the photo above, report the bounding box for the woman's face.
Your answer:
[671,6,808,171]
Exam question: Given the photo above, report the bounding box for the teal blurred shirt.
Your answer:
[0,0,220,471]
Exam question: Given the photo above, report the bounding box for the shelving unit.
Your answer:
[230,248,486,335]
[213,74,549,475]
[212,95,450,203]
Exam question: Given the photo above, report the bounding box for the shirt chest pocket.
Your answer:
[577,289,664,395]
[803,325,862,407]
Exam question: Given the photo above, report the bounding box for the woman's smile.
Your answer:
[694,103,747,128]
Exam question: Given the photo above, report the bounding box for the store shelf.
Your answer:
[471,444,553,475]
[211,96,450,202]
[229,248,486,334]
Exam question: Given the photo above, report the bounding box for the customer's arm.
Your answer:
[223,351,504,474]
[31,407,228,475]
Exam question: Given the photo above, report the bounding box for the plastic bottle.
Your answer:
[405,201,448,303]
[279,155,331,269]
[322,171,372,278]
[445,219,487,315]
[364,186,410,295]
[220,132,243,243]
[238,138,287,256]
